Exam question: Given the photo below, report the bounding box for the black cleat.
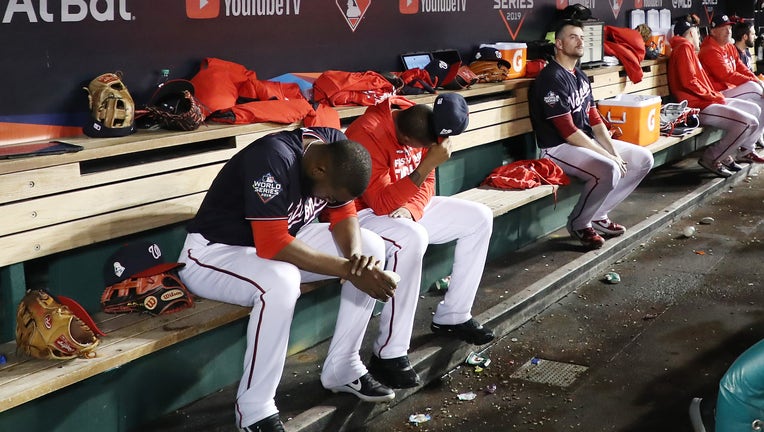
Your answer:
[431,318,495,345]
[369,354,422,389]
[240,413,285,432]
[327,372,395,402]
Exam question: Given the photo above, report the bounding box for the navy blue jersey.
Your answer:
[187,127,347,246]
[530,60,595,148]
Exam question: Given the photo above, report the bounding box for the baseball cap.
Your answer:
[148,79,196,114]
[432,93,469,137]
[424,59,460,88]
[710,14,733,29]
[674,14,699,37]
[103,241,184,286]
[472,47,511,68]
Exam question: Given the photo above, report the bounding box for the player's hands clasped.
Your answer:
[346,255,398,302]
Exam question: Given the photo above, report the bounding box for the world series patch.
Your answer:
[252,173,283,203]
[544,91,560,107]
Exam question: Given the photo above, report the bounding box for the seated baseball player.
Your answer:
[529,19,654,250]
[176,127,398,432]
[344,93,495,389]
[669,14,762,177]
[698,14,764,168]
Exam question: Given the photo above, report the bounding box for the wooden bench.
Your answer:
[0,57,716,430]
[0,78,536,426]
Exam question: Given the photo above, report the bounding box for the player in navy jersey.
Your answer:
[178,127,398,432]
[529,19,654,250]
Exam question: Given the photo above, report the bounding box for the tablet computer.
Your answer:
[400,52,433,70]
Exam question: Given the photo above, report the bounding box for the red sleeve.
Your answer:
[671,43,726,106]
[345,103,432,221]
[551,113,579,138]
[250,220,295,259]
[322,201,357,230]
[588,106,603,126]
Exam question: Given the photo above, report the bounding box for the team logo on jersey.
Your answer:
[543,91,560,107]
[252,173,283,203]
[337,0,370,32]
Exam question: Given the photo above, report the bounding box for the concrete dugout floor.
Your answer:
[142,153,763,432]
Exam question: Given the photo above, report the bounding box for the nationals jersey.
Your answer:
[187,127,348,246]
[530,60,595,148]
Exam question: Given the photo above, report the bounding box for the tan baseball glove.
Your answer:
[101,271,195,316]
[468,60,510,83]
[16,290,101,360]
[83,72,136,136]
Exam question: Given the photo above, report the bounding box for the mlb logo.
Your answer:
[337,0,371,32]
[400,0,418,14]
[186,0,219,19]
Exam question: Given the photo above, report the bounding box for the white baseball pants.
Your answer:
[542,139,654,231]
[176,224,384,428]
[357,195,493,359]
[700,96,762,165]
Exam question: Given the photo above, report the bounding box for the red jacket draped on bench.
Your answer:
[191,57,338,128]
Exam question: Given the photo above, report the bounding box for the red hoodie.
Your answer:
[698,36,759,92]
[668,35,725,109]
[344,96,434,221]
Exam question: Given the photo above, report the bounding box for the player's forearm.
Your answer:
[330,217,363,259]
[565,129,613,158]
[272,239,353,279]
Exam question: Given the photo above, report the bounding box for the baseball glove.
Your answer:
[468,60,510,83]
[101,270,195,315]
[146,89,205,131]
[83,72,136,135]
[16,290,101,360]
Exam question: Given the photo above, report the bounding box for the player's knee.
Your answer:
[392,221,429,257]
[259,262,301,302]
[359,228,388,262]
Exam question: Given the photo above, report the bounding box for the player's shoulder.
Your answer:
[305,127,348,143]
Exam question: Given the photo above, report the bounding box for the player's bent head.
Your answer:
[553,18,583,40]
[326,139,372,198]
[396,104,438,147]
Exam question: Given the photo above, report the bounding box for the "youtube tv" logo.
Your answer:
[400,0,418,14]
[187,0,219,19]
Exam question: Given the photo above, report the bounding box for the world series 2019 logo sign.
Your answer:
[494,0,533,40]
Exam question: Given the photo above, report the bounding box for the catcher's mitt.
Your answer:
[101,270,194,315]
[83,72,136,137]
[16,290,102,360]
[468,60,510,83]
[145,79,205,131]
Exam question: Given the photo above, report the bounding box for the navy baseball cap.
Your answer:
[674,14,699,37]
[103,241,184,286]
[710,14,733,29]
[432,93,469,137]
[472,47,511,68]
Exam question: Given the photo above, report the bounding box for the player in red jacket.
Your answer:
[345,93,495,389]
[698,14,764,166]
[668,15,763,177]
